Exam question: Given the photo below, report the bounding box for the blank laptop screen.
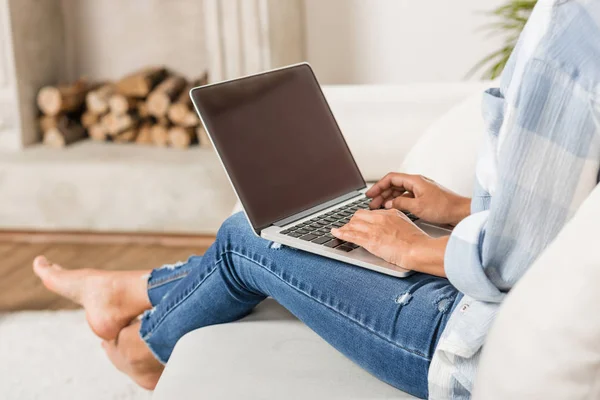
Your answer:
[191,64,365,231]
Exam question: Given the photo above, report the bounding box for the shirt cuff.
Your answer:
[445,210,505,302]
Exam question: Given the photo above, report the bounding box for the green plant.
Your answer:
[470,0,537,80]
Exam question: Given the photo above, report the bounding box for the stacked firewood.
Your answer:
[36,67,210,149]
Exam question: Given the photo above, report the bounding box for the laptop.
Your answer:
[190,63,451,278]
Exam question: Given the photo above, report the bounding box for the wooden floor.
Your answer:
[0,241,212,311]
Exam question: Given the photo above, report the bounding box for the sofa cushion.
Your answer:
[473,184,600,399]
[399,90,486,197]
[154,299,418,400]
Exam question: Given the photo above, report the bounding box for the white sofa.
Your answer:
[152,82,490,399]
[153,82,600,399]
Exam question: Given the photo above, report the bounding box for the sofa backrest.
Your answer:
[322,82,491,182]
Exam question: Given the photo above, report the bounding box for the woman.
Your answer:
[33,1,600,398]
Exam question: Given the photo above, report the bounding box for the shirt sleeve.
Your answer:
[445,59,600,303]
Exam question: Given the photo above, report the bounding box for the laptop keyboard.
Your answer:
[280,196,419,252]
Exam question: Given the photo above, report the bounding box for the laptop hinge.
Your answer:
[273,191,363,227]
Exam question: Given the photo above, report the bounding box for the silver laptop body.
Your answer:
[190,63,451,278]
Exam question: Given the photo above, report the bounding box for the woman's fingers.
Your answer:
[385,195,418,213]
[369,189,392,209]
[369,188,414,209]
[331,225,370,244]
[332,211,376,242]
[366,173,421,198]
[349,209,380,223]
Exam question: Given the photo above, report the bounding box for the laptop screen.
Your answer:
[190,64,365,232]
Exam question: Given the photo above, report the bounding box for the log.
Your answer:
[135,122,154,145]
[89,123,109,142]
[86,84,115,114]
[116,66,167,98]
[168,126,197,149]
[151,122,170,147]
[167,73,207,126]
[147,76,186,118]
[156,116,170,126]
[114,128,139,143]
[37,79,98,116]
[102,112,139,136]
[180,112,200,127]
[39,115,59,132]
[108,94,137,115]
[196,125,212,148]
[42,116,86,148]
[137,101,150,119]
[81,111,101,129]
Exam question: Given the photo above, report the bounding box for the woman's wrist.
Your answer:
[449,196,472,226]
[405,235,450,277]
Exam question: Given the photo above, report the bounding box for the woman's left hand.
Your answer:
[330,209,425,268]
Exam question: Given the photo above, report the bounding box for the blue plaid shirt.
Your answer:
[429,1,600,398]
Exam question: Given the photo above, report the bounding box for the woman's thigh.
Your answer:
[215,213,460,398]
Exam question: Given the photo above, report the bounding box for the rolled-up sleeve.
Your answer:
[444,210,505,303]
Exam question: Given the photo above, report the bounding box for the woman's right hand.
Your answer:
[366,173,471,226]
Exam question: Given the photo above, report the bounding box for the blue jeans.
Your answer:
[140,212,461,399]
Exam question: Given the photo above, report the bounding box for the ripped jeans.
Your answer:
[139,212,461,399]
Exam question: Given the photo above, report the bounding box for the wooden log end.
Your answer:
[109,94,136,115]
[168,126,196,149]
[135,123,154,145]
[102,113,139,136]
[43,128,66,148]
[89,123,108,142]
[167,103,189,124]
[37,87,62,116]
[151,124,170,147]
[147,93,171,118]
[86,84,114,114]
[43,118,86,148]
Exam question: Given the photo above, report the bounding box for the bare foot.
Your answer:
[102,321,164,390]
[33,255,152,341]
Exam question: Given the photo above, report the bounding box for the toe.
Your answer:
[33,255,50,269]
[33,256,63,278]
[33,255,52,276]
[32,256,80,302]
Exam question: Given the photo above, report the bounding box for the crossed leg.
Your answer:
[33,256,164,390]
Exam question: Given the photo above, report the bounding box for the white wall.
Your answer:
[58,0,504,85]
[60,0,208,81]
[304,0,506,84]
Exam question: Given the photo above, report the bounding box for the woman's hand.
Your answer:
[366,173,471,226]
[331,209,448,277]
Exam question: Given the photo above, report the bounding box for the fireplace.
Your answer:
[0,0,305,151]
[0,0,304,235]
